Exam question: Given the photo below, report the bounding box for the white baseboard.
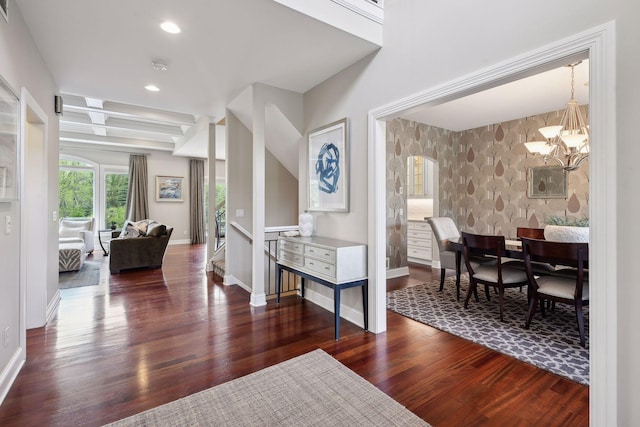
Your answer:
[303,287,365,329]
[386,266,409,279]
[46,290,61,325]
[169,239,191,245]
[224,274,251,294]
[0,346,25,406]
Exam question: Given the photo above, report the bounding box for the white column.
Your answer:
[250,87,267,306]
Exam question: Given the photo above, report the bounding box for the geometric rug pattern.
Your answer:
[387,276,589,385]
[104,349,430,426]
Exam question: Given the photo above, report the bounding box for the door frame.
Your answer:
[368,22,617,424]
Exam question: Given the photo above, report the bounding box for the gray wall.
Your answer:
[0,0,59,388]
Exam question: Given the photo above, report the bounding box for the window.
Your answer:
[59,159,95,218]
[59,156,129,231]
[104,170,128,229]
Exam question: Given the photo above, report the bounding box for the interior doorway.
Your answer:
[369,23,617,424]
[21,89,51,329]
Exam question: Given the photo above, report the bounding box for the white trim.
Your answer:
[330,0,383,24]
[168,238,191,245]
[368,22,616,425]
[20,87,48,329]
[386,266,409,279]
[0,348,25,405]
[304,287,365,329]
[45,290,61,324]
[224,274,252,294]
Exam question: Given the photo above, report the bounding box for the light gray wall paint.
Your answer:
[0,0,59,388]
[266,149,298,227]
[303,0,639,423]
[226,111,253,287]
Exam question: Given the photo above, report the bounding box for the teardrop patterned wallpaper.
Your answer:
[386,107,589,270]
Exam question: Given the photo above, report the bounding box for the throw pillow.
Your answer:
[120,222,142,238]
[146,222,167,237]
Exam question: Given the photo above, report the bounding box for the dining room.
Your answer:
[384,58,591,385]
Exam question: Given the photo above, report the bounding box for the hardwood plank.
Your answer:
[0,248,588,426]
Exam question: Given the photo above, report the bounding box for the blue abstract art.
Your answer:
[308,118,349,212]
[315,142,340,194]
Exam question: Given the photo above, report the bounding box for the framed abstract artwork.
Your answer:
[527,166,567,199]
[155,175,184,202]
[307,118,349,212]
[0,75,18,201]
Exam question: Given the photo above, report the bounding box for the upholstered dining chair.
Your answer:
[428,217,489,301]
[521,237,589,347]
[461,232,529,321]
[427,217,462,293]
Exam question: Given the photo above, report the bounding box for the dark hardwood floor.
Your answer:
[0,245,589,426]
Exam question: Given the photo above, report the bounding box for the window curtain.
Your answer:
[125,154,149,222]
[189,158,206,244]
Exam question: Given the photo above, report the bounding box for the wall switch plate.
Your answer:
[52,211,58,222]
[3,326,8,347]
[4,215,11,235]
[399,186,403,194]
[236,209,244,217]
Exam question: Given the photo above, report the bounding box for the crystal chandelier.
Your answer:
[525,61,589,171]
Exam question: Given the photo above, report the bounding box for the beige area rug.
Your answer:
[105,349,429,427]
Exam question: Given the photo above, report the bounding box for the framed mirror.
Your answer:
[527,166,567,199]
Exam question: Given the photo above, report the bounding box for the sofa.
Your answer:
[109,220,173,274]
[59,217,96,254]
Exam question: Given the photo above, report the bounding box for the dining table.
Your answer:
[447,237,589,294]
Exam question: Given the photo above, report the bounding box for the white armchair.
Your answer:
[59,217,96,254]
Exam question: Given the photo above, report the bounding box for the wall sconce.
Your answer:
[54,95,63,115]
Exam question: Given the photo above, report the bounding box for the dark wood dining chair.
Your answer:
[516,227,545,240]
[504,227,556,275]
[521,237,589,347]
[461,232,529,321]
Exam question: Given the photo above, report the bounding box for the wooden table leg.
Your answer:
[334,286,341,341]
[362,281,368,332]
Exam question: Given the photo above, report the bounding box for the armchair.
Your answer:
[109,225,173,273]
[59,217,96,254]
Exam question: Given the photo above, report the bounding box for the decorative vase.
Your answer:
[298,211,313,237]
[543,225,589,243]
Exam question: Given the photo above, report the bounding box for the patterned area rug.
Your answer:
[104,349,429,426]
[387,276,589,385]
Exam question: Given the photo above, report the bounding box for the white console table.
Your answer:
[276,236,368,340]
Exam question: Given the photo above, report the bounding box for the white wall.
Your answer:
[303,0,639,424]
[0,0,59,401]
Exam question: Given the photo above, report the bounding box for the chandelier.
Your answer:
[525,61,589,171]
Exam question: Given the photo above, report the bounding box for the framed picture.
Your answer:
[527,166,567,199]
[155,175,184,202]
[307,118,349,212]
[0,0,7,23]
[0,75,18,201]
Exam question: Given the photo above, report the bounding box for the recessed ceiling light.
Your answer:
[160,21,181,34]
[145,84,160,92]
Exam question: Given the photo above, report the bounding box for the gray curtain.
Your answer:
[189,158,206,244]
[125,154,149,222]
